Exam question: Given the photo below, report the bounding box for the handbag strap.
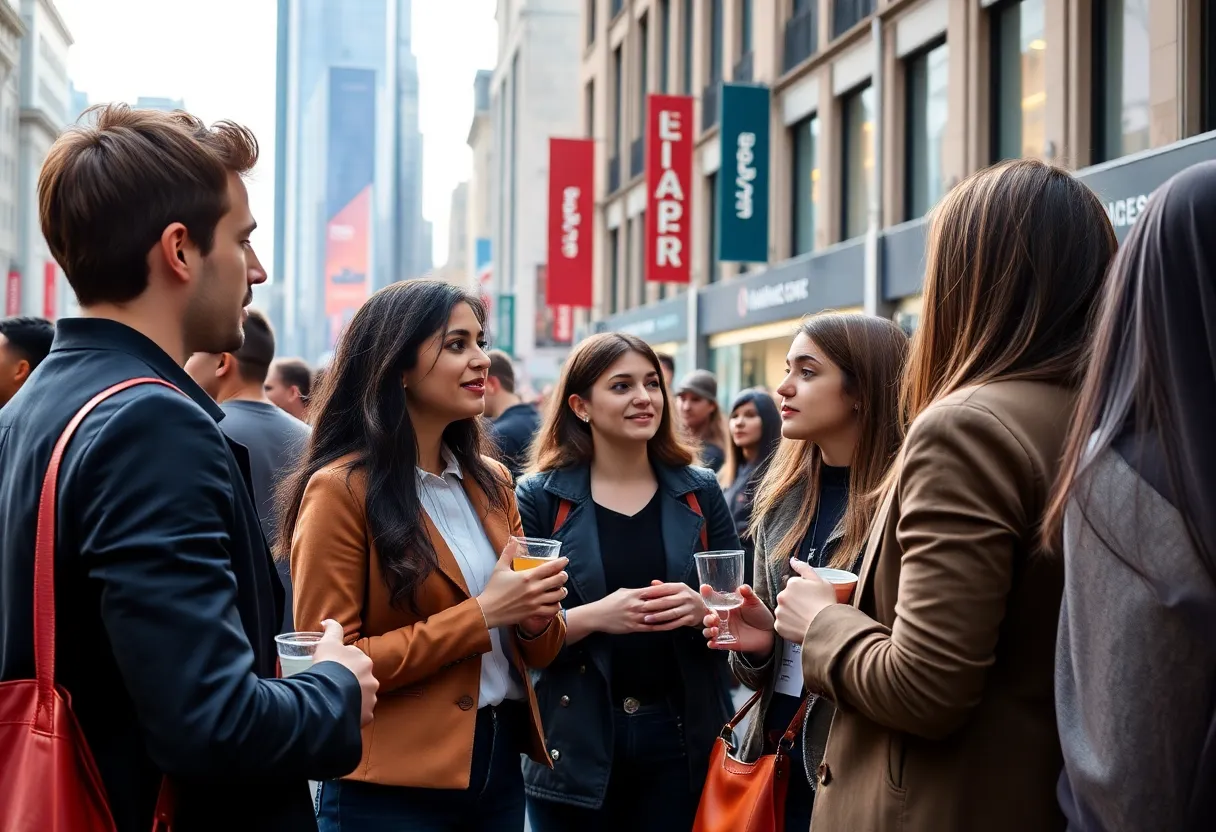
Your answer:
[554,492,709,550]
[33,377,182,829]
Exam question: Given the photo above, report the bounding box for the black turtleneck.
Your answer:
[797,463,850,568]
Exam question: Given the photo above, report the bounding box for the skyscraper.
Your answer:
[273,0,426,362]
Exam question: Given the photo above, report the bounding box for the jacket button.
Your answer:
[549,748,561,762]
[817,762,832,786]
[457,695,474,710]
[559,695,571,707]
[578,664,586,674]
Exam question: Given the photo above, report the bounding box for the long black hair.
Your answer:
[721,388,782,489]
[1046,161,1216,585]
[276,279,507,611]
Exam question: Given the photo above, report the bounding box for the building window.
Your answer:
[682,0,695,95]
[587,0,596,45]
[639,14,649,126]
[1093,0,1150,162]
[659,0,670,92]
[905,41,949,219]
[707,172,720,282]
[585,80,595,138]
[740,0,753,54]
[609,227,621,313]
[624,217,634,308]
[612,46,623,153]
[709,0,724,82]
[791,114,820,256]
[1206,0,1216,132]
[841,83,876,240]
[991,0,1046,161]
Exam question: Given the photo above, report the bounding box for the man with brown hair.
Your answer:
[0,105,375,830]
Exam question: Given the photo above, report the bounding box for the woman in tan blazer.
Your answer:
[771,159,1117,831]
[278,280,568,831]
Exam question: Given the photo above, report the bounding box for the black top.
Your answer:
[491,402,541,480]
[764,464,851,738]
[595,491,683,703]
[0,318,362,831]
[724,460,762,583]
[218,400,310,633]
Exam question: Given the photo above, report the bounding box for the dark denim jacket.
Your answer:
[515,463,739,809]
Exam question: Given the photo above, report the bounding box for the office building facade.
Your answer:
[273,0,427,362]
[583,0,1216,404]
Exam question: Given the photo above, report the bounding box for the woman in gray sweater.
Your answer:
[1045,161,1216,832]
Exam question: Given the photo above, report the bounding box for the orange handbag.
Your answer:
[0,378,176,831]
[692,689,809,832]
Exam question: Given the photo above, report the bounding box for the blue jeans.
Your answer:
[527,701,700,832]
[317,702,527,832]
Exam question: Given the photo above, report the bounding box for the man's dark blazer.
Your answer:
[0,318,363,831]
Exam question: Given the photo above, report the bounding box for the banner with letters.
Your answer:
[645,94,694,283]
[718,84,770,263]
[546,138,594,307]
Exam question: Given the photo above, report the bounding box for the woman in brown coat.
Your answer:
[772,159,1117,831]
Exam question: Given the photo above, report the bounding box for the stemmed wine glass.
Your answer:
[695,550,746,645]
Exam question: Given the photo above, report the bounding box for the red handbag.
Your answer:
[0,378,177,831]
[692,690,809,832]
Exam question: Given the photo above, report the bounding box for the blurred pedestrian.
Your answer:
[0,315,53,408]
[266,356,312,422]
[656,352,675,390]
[675,369,728,472]
[484,349,540,481]
[718,388,782,583]
[185,308,310,633]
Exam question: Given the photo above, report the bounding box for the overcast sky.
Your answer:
[56,0,498,280]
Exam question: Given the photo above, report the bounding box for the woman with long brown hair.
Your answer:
[769,159,1116,832]
[700,312,908,829]
[1046,162,1216,832]
[516,333,739,832]
[674,369,729,472]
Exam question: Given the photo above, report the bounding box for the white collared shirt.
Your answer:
[416,447,524,707]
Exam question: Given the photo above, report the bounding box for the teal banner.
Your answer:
[717,84,771,263]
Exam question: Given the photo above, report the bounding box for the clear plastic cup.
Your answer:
[512,536,562,571]
[274,631,324,677]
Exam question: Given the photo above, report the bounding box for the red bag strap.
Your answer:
[34,377,182,828]
[554,492,708,550]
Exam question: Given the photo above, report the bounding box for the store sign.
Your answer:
[718,84,770,263]
[553,305,574,343]
[43,262,57,320]
[496,294,515,355]
[1077,132,1216,242]
[546,138,594,306]
[5,269,19,316]
[645,94,694,283]
[593,295,689,344]
[737,277,808,317]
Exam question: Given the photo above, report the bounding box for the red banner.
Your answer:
[43,262,57,320]
[5,270,19,316]
[546,138,594,307]
[645,94,694,283]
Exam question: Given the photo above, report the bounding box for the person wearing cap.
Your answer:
[674,369,728,473]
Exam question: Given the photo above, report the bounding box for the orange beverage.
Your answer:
[513,555,554,571]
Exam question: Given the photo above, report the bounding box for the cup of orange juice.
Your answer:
[813,567,859,604]
[512,537,562,570]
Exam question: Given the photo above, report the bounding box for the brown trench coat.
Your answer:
[801,380,1074,832]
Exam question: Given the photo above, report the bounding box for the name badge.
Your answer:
[775,638,803,698]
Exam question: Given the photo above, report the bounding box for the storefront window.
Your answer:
[905,41,949,219]
[791,114,819,256]
[842,83,875,240]
[992,0,1046,161]
[1094,0,1150,162]
[707,171,720,283]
